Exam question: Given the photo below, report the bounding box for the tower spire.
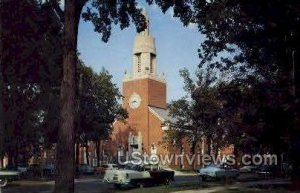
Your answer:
[123,9,165,83]
[140,9,150,36]
[131,9,157,78]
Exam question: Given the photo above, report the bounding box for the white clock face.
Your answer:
[129,93,141,109]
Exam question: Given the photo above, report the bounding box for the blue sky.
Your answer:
[77,4,204,102]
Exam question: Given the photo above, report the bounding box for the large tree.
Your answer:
[0,0,63,166]
[186,0,300,183]
[165,68,221,157]
[4,0,296,191]
[149,0,300,183]
[51,0,207,191]
[76,63,127,167]
[52,1,147,192]
[0,0,5,166]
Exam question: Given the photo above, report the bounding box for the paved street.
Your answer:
[1,178,114,193]
[0,167,293,193]
[1,175,200,193]
[1,174,290,193]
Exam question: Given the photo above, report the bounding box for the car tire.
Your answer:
[164,178,171,185]
[139,183,144,188]
[234,174,239,179]
[219,176,226,182]
[200,176,207,182]
[114,184,122,189]
[0,178,8,188]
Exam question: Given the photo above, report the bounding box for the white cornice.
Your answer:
[123,74,166,84]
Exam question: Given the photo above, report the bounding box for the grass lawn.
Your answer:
[115,182,204,193]
[115,183,298,193]
[212,187,298,193]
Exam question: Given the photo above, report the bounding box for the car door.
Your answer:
[131,165,151,180]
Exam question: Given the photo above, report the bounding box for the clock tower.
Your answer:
[120,10,167,154]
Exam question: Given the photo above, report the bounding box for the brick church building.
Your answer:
[81,11,233,168]
[111,10,171,158]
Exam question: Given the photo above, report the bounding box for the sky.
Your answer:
[77,4,204,102]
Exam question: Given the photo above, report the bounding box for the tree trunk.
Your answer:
[7,152,13,167]
[75,142,79,166]
[207,137,211,156]
[289,46,300,189]
[74,142,80,178]
[215,144,219,157]
[0,0,5,164]
[55,0,79,192]
[96,141,100,167]
[85,142,89,165]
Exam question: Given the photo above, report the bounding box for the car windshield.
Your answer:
[144,164,159,171]
[17,164,27,167]
[205,164,222,168]
[124,163,143,171]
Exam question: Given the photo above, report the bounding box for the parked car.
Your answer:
[198,164,239,181]
[42,164,55,177]
[25,164,55,178]
[25,164,41,178]
[104,163,175,189]
[16,164,29,173]
[239,165,258,173]
[77,164,95,175]
[256,165,276,178]
[0,170,20,187]
[103,164,119,170]
[96,164,118,176]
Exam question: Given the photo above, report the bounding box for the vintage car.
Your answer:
[0,170,20,187]
[77,164,95,175]
[198,164,239,181]
[255,165,277,178]
[239,165,258,173]
[103,163,174,188]
[95,164,119,176]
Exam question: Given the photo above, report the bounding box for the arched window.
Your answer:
[137,54,141,72]
[150,54,155,73]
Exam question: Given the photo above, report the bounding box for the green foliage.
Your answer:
[0,0,63,163]
[150,0,299,169]
[183,0,299,159]
[165,68,221,154]
[0,0,128,165]
[146,0,193,26]
[81,0,147,42]
[77,62,127,143]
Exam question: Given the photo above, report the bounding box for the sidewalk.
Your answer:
[174,170,197,176]
[162,167,197,176]
[15,177,100,186]
[172,178,292,193]
[172,186,226,193]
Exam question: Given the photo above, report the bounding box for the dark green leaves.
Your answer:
[82,0,147,42]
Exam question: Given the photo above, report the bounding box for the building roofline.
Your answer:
[148,106,166,122]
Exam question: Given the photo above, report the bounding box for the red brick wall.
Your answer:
[123,78,166,109]
[114,78,167,154]
[148,110,168,155]
[147,79,167,109]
